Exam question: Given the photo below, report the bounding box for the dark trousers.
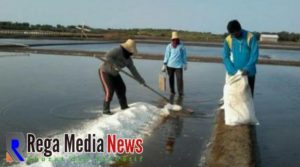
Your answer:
[167,67,183,95]
[98,69,128,108]
[248,76,255,97]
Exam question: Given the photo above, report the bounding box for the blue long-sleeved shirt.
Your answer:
[223,30,259,76]
[164,43,187,68]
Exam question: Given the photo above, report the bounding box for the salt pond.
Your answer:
[0,47,300,166]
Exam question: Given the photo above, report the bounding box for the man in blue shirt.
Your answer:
[223,20,259,96]
[162,32,187,96]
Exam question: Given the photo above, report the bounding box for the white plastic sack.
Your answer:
[223,71,259,126]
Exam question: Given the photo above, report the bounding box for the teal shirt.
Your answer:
[223,30,259,76]
[164,43,187,68]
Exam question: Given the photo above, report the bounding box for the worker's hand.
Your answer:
[139,78,145,85]
[114,66,120,71]
[140,82,146,87]
[161,65,167,72]
[241,70,248,76]
[183,64,187,71]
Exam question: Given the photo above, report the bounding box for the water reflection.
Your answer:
[156,95,193,155]
[164,115,183,155]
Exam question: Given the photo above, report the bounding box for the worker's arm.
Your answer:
[223,40,237,75]
[182,45,187,66]
[127,58,145,84]
[163,45,171,65]
[244,36,259,72]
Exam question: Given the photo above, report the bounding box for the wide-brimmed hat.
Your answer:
[121,39,137,54]
[171,31,179,39]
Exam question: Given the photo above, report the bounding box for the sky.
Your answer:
[0,0,299,34]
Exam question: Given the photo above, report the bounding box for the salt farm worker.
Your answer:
[98,39,145,115]
[161,32,187,96]
[223,20,259,96]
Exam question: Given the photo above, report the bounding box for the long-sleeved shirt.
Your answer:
[164,43,187,68]
[223,30,259,76]
[100,46,145,84]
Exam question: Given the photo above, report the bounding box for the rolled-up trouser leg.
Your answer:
[114,74,128,109]
[175,68,183,95]
[167,67,176,94]
[248,75,256,97]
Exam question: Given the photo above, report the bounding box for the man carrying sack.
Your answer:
[161,31,187,96]
[222,20,260,125]
[98,39,146,115]
[223,20,259,96]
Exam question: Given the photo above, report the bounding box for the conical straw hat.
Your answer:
[121,39,137,54]
[171,31,179,39]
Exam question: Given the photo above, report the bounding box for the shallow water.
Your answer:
[35,43,300,61]
[1,38,300,61]
[0,54,222,166]
[1,50,300,167]
[254,65,300,167]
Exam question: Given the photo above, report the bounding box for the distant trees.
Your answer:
[0,21,299,42]
[0,21,30,30]
[277,31,300,42]
[56,24,66,32]
[224,31,299,42]
[0,21,79,32]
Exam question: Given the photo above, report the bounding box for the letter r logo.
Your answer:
[6,132,25,163]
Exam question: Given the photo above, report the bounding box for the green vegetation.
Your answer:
[102,28,223,41]
[278,31,300,42]
[0,21,299,42]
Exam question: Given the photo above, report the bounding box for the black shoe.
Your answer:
[120,99,129,110]
[103,101,113,115]
[103,110,114,115]
[169,94,175,104]
[121,106,129,110]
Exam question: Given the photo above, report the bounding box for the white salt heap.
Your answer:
[24,102,169,167]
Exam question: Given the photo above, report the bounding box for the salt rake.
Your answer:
[94,55,182,111]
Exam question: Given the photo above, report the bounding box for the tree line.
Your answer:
[0,21,299,42]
